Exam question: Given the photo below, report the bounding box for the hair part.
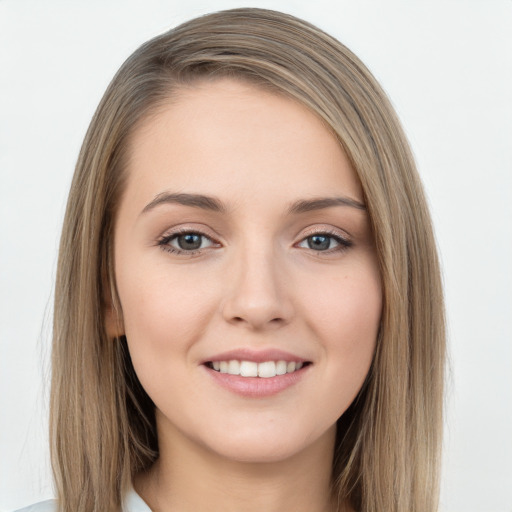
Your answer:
[51,8,445,511]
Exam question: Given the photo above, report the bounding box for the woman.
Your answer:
[18,7,445,512]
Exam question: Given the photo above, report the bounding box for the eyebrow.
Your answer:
[141,192,227,215]
[286,196,366,214]
[140,192,366,216]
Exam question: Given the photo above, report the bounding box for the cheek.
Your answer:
[305,258,381,335]
[119,256,206,324]
[301,260,381,389]
[116,260,222,365]
[117,268,213,407]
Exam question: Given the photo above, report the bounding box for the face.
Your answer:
[112,79,382,464]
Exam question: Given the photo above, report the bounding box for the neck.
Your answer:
[135,419,338,512]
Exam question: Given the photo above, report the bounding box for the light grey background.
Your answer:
[1,1,511,511]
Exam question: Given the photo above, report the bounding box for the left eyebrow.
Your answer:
[287,196,366,214]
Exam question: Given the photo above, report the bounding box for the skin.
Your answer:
[109,79,382,512]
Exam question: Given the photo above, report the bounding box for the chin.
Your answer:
[214,441,301,464]
[195,422,334,466]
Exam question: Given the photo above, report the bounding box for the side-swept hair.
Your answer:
[51,8,445,511]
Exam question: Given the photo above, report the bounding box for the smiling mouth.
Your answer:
[205,360,311,378]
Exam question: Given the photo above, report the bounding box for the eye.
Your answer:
[297,231,352,253]
[158,230,219,255]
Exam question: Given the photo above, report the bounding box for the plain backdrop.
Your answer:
[1,1,511,511]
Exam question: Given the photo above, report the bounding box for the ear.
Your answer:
[105,302,124,339]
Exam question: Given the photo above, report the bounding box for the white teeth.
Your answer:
[258,361,276,378]
[228,360,240,374]
[240,361,258,377]
[286,362,297,372]
[210,359,306,377]
[276,360,287,375]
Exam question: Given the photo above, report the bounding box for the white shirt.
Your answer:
[13,486,151,512]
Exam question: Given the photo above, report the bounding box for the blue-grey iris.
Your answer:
[178,234,202,250]
[308,235,330,251]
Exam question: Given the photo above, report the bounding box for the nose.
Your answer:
[221,244,294,331]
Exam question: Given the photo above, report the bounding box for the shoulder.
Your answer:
[12,500,57,512]
[11,487,150,512]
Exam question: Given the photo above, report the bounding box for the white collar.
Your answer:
[123,486,152,512]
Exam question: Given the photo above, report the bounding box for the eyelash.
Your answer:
[157,228,353,257]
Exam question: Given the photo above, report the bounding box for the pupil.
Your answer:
[308,235,330,251]
[178,234,201,250]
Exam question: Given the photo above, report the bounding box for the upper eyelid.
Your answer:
[159,224,219,240]
[297,225,352,241]
[157,224,351,241]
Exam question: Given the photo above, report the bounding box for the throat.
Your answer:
[134,443,336,512]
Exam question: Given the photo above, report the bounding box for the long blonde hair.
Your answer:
[51,8,445,511]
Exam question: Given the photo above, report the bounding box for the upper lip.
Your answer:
[202,348,310,364]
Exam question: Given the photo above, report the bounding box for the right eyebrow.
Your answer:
[140,192,227,216]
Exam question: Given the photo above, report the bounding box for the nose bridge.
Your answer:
[222,236,292,329]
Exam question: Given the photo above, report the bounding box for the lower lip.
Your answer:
[204,365,309,398]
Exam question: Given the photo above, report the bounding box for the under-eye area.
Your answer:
[205,360,312,378]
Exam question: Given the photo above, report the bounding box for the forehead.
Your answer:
[122,78,363,214]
